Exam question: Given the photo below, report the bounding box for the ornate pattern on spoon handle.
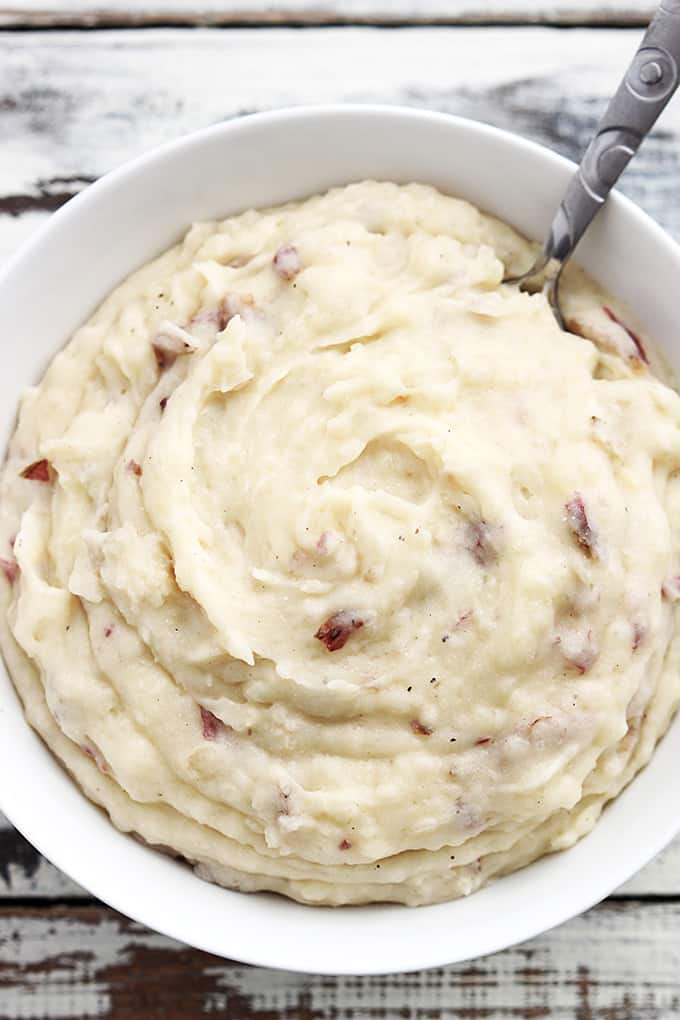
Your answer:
[545,0,680,266]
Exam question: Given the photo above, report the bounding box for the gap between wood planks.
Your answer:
[1,891,678,907]
[0,20,660,31]
[0,17,659,29]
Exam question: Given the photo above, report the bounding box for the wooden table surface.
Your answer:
[2,2,680,1016]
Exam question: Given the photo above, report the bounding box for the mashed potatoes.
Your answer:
[1,181,680,906]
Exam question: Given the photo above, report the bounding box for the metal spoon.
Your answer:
[506,0,680,327]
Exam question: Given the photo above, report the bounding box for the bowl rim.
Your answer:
[2,103,680,976]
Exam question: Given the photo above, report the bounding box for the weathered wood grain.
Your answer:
[0,901,679,1018]
[0,817,85,900]
[5,25,680,253]
[1,23,680,906]
[1,28,680,1007]
[0,1,658,27]
[618,838,680,896]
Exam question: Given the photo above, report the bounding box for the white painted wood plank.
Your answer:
[0,815,85,899]
[0,902,679,1018]
[618,837,680,895]
[6,25,680,229]
[4,28,680,246]
[0,1,657,28]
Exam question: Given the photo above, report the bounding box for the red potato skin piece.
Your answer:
[316,531,332,555]
[0,558,19,585]
[20,459,53,483]
[152,344,178,372]
[210,294,255,332]
[562,642,597,675]
[199,705,224,740]
[565,494,596,558]
[467,520,497,567]
[410,719,433,736]
[185,294,253,333]
[632,621,646,652]
[218,299,236,330]
[567,307,648,365]
[273,244,301,281]
[81,742,111,775]
[315,611,364,651]
[661,575,680,600]
[602,305,648,364]
[339,839,352,851]
[127,460,142,477]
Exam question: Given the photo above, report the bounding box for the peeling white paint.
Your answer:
[200,902,680,1015]
[1,974,110,1019]
[619,840,680,895]
[0,912,176,967]
[0,15,679,1016]
[3,24,680,252]
[0,27,657,192]
[0,860,84,898]
[0,914,185,1020]
[0,904,679,1019]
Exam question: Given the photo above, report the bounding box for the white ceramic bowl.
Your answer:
[1,105,679,977]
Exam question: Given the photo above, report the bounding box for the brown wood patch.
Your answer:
[0,903,679,1018]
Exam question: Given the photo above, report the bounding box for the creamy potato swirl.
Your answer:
[1,182,680,905]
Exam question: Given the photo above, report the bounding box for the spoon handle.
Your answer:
[543,0,680,265]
